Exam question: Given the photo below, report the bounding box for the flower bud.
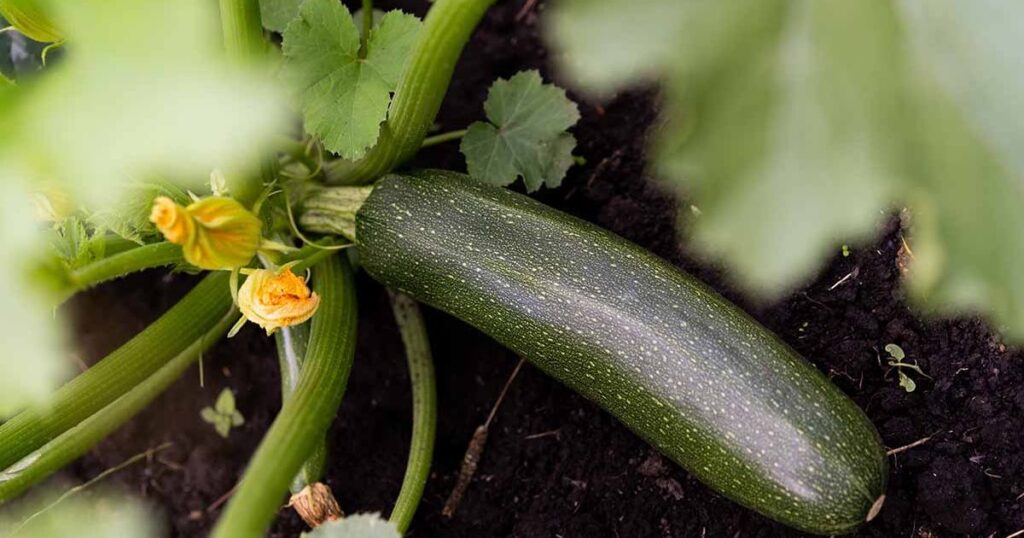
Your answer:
[0,0,61,43]
[150,196,193,244]
[236,267,320,335]
[149,195,262,270]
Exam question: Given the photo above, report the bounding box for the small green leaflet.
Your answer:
[303,513,400,538]
[883,343,905,361]
[201,388,245,438]
[884,343,928,393]
[282,0,421,160]
[460,70,579,192]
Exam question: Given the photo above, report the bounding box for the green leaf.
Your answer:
[883,343,905,361]
[0,0,287,413]
[548,0,1024,339]
[202,388,243,438]
[2,0,288,208]
[0,181,68,416]
[282,0,421,160]
[897,371,916,393]
[305,513,400,538]
[0,493,158,537]
[545,0,687,95]
[214,388,237,415]
[895,1,1024,338]
[460,70,580,192]
[655,0,901,291]
[200,407,220,425]
[259,0,302,32]
[48,217,94,269]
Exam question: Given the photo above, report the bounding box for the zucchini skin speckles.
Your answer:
[356,170,887,535]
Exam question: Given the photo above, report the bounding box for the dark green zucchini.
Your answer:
[344,170,886,534]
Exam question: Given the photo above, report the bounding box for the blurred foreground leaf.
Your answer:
[0,0,287,412]
[548,0,1024,338]
[0,491,158,537]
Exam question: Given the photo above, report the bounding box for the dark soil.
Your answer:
[58,1,1024,537]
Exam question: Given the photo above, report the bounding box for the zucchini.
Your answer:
[311,170,887,534]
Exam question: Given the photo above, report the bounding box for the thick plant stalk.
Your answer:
[218,0,276,207]
[0,311,236,502]
[274,311,328,493]
[211,255,358,538]
[0,272,232,471]
[54,242,183,304]
[387,291,437,533]
[324,0,496,184]
[219,0,265,61]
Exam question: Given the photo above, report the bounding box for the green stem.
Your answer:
[288,242,348,272]
[54,242,183,304]
[219,0,266,62]
[218,0,275,207]
[0,312,235,503]
[211,255,358,538]
[0,273,232,472]
[324,0,496,184]
[86,235,138,258]
[420,128,468,148]
[387,291,437,533]
[360,0,373,57]
[271,285,326,493]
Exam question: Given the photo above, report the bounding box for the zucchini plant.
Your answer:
[0,0,897,536]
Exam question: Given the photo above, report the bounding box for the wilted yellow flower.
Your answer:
[150,196,193,244]
[0,0,61,43]
[237,268,320,335]
[149,195,261,270]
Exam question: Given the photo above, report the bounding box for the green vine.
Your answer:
[0,311,236,502]
[211,255,358,538]
[387,291,437,533]
[324,0,497,184]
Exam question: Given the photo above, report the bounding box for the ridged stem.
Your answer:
[387,291,437,533]
[0,272,232,471]
[219,0,265,61]
[0,311,236,502]
[273,294,327,493]
[323,0,496,184]
[211,255,358,538]
[54,242,183,304]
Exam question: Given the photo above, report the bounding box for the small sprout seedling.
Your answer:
[884,343,930,393]
[842,245,850,257]
[201,388,245,438]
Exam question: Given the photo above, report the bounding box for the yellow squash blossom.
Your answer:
[150,195,262,270]
[0,0,61,43]
[236,267,320,335]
